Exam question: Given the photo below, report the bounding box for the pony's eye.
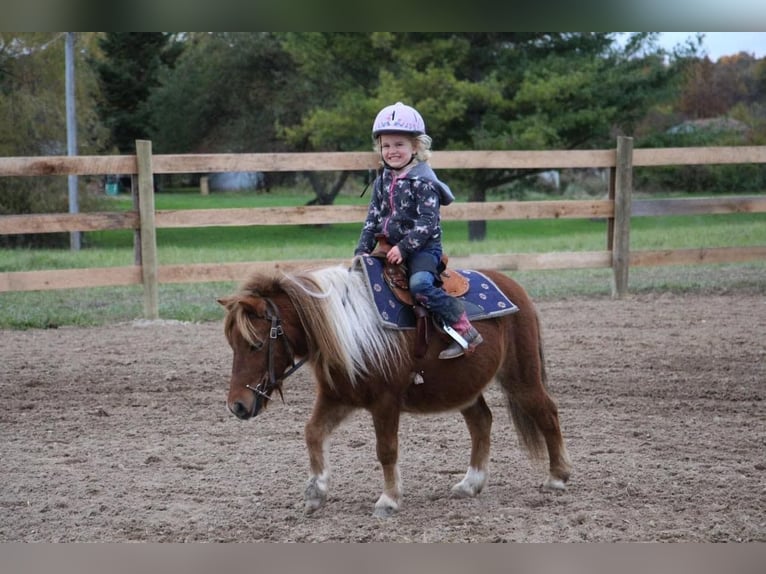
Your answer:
[249,341,264,352]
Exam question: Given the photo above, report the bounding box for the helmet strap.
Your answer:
[360,166,385,197]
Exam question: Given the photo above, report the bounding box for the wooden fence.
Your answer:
[1,137,765,319]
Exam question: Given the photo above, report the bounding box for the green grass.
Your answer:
[1,189,764,329]
[3,213,761,270]
[2,262,763,330]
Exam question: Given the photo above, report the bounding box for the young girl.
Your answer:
[354,102,483,359]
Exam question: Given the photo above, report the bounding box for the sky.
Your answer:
[657,32,766,60]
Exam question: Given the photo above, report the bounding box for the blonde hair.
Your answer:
[374,133,433,163]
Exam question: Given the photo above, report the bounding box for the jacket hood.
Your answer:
[406,162,455,206]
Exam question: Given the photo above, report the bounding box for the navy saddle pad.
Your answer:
[354,255,519,330]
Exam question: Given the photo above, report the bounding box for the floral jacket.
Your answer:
[354,162,455,258]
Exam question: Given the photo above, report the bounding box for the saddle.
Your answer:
[370,236,469,358]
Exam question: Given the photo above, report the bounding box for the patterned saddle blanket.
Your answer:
[353,255,519,330]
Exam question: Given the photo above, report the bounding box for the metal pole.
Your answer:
[65,32,80,250]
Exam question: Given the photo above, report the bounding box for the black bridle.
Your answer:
[245,297,307,415]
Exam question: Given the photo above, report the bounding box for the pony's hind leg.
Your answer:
[303,396,354,514]
[534,395,571,490]
[452,395,492,498]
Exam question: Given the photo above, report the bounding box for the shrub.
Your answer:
[0,176,109,247]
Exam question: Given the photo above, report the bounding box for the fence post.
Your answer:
[606,167,615,251]
[136,140,159,319]
[611,136,633,298]
[131,175,141,266]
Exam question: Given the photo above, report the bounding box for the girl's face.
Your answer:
[379,134,415,170]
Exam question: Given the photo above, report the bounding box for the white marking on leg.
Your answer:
[373,465,401,517]
[304,469,330,513]
[451,466,487,498]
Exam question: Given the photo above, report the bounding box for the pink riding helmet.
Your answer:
[372,102,426,138]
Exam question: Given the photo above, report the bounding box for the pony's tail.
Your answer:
[501,312,553,463]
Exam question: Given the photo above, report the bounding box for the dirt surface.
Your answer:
[1,292,764,542]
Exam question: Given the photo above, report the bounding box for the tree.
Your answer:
[282,33,682,239]
[279,33,387,204]
[93,33,182,153]
[636,50,766,193]
[148,33,299,155]
[0,33,107,157]
[0,33,110,246]
[115,33,688,227]
[679,53,764,120]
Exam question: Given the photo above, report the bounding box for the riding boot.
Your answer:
[439,312,483,359]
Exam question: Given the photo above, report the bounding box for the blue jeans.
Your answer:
[407,250,464,325]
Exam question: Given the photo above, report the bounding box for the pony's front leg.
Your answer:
[303,397,353,514]
[371,402,402,518]
[452,395,492,498]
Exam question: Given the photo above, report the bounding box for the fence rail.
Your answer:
[3,145,766,175]
[2,138,765,319]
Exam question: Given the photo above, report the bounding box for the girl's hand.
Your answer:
[386,245,403,265]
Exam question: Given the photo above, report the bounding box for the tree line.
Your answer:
[1,32,765,244]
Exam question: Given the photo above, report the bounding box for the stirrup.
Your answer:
[439,327,483,360]
[442,322,469,350]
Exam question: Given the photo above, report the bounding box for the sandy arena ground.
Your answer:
[1,292,764,542]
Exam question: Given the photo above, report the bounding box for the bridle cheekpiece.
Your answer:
[245,297,307,415]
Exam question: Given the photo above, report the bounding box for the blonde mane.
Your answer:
[282,265,407,386]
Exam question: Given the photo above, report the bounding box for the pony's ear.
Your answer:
[217,296,236,309]
[238,295,268,316]
[217,294,268,315]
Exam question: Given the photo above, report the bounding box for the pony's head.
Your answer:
[218,277,306,419]
[219,266,407,420]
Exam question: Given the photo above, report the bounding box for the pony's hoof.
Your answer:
[373,493,399,518]
[304,498,324,514]
[451,483,479,498]
[372,504,397,518]
[542,476,567,491]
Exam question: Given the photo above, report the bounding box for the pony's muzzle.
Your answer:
[229,399,253,420]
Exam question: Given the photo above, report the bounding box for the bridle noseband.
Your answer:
[245,297,307,415]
